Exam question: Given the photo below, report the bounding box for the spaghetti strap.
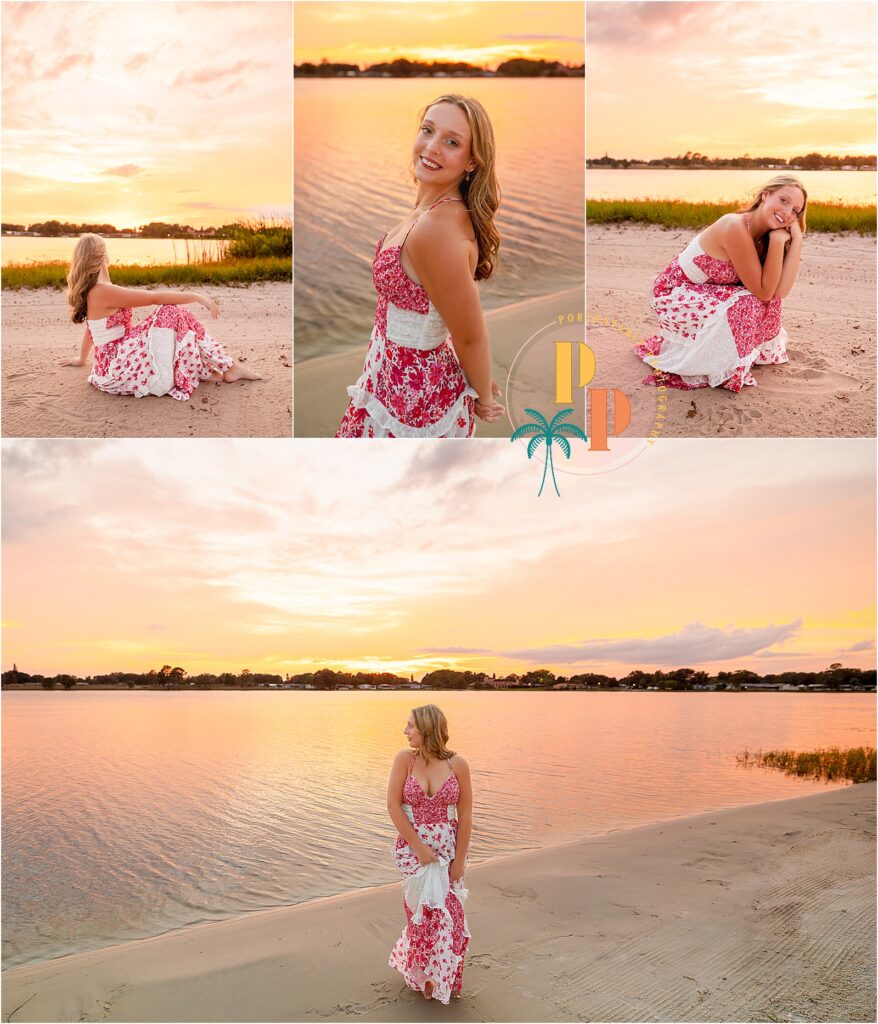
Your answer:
[399,196,464,253]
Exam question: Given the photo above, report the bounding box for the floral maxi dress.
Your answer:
[389,757,470,1004]
[87,305,234,401]
[337,197,477,437]
[634,232,788,392]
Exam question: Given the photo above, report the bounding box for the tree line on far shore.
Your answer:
[295,57,583,78]
[3,664,874,692]
[588,152,876,170]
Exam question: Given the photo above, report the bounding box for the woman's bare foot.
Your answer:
[208,370,225,381]
[223,362,263,382]
[422,980,434,1000]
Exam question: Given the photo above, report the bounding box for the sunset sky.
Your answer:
[1,2,292,229]
[294,1,585,69]
[2,439,874,679]
[587,1,876,159]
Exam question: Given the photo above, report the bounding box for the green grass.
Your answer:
[737,746,877,783]
[587,199,877,234]
[1,255,291,290]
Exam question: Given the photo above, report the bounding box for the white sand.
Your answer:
[587,224,875,437]
[1,283,292,437]
[3,783,874,1023]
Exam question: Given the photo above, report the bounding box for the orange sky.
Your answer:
[294,1,585,69]
[1,2,292,229]
[2,438,874,679]
[587,1,876,159]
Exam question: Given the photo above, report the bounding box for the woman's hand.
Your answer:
[769,227,791,245]
[60,356,85,367]
[788,219,803,243]
[449,857,465,883]
[199,295,220,320]
[475,382,504,423]
[414,843,438,866]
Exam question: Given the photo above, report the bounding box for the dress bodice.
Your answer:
[403,765,460,826]
[683,235,741,285]
[87,307,133,346]
[372,241,450,350]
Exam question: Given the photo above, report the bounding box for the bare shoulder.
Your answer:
[714,213,748,239]
[409,199,475,251]
[449,753,470,771]
[393,748,414,766]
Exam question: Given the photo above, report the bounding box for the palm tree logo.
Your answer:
[510,408,587,496]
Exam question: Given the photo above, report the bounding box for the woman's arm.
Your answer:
[449,755,472,883]
[719,219,785,301]
[775,220,803,300]
[387,751,436,865]
[60,326,93,367]
[90,283,219,318]
[406,221,503,422]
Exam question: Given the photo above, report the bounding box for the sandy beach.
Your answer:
[3,783,873,1023]
[294,286,584,437]
[1,283,292,437]
[587,224,876,437]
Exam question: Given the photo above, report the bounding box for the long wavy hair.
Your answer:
[415,94,501,281]
[67,233,107,323]
[411,704,456,764]
[739,175,808,257]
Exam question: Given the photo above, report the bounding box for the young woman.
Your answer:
[635,175,807,392]
[62,233,261,400]
[337,94,504,438]
[387,704,472,1004]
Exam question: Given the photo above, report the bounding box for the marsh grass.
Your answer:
[2,215,293,289]
[737,746,877,784]
[587,199,877,234]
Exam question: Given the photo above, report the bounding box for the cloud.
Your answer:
[415,647,493,656]
[125,53,151,72]
[839,639,876,653]
[43,52,93,81]
[500,34,585,44]
[173,59,269,90]
[586,1,705,47]
[103,164,143,177]
[507,619,804,666]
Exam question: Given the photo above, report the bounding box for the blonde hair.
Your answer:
[67,233,107,323]
[411,704,456,764]
[740,175,808,236]
[416,94,501,281]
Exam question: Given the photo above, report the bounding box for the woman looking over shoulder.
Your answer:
[63,233,261,401]
[387,704,472,1004]
[635,175,806,393]
[337,93,504,438]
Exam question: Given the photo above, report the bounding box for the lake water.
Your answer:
[0,237,229,268]
[587,169,877,206]
[294,79,585,360]
[2,690,874,969]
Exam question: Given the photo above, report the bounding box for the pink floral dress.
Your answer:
[634,233,788,393]
[87,305,234,401]
[337,197,477,438]
[389,755,470,1004]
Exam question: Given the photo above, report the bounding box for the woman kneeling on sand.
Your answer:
[635,175,806,393]
[387,704,472,1004]
[62,233,261,400]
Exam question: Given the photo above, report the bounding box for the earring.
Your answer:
[465,170,472,182]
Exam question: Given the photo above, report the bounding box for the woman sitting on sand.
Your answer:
[336,93,504,438]
[387,704,472,1004]
[62,233,261,400]
[634,175,806,393]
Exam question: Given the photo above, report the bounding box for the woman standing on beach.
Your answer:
[336,93,504,437]
[634,175,806,392]
[62,233,262,400]
[387,704,472,1004]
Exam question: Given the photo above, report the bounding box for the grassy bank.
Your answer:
[1,255,291,290]
[587,198,877,234]
[737,746,877,783]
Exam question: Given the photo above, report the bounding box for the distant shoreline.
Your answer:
[4,684,874,693]
[1,257,291,289]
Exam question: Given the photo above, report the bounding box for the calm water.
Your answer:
[0,237,228,268]
[3,690,874,969]
[587,168,877,205]
[294,79,585,361]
